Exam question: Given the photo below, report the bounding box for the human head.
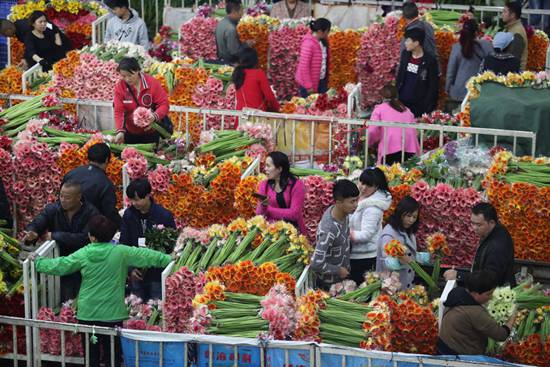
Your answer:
[358,167,389,198]
[226,0,244,21]
[88,143,111,167]
[88,215,117,243]
[460,19,479,58]
[265,151,292,183]
[402,2,419,21]
[333,179,359,215]
[106,0,130,19]
[59,180,82,212]
[29,11,48,33]
[126,178,152,213]
[502,1,521,24]
[232,47,259,89]
[380,83,406,112]
[0,20,16,37]
[309,18,331,40]
[471,202,498,239]
[492,32,514,52]
[404,27,425,52]
[465,270,498,305]
[389,196,420,233]
[117,57,141,86]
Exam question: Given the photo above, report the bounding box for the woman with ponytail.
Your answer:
[445,19,492,109]
[367,84,420,165]
[232,47,280,119]
[295,18,331,97]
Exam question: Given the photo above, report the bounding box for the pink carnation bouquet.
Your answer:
[132,107,171,139]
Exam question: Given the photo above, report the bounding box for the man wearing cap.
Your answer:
[481,32,520,75]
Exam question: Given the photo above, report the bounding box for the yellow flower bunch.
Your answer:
[9,0,46,21]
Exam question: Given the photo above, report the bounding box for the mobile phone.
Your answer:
[252,193,268,201]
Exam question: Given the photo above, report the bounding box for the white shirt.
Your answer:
[319,41,327,80]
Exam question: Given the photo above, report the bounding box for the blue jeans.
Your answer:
[529,0,550,29]
[299,77,329,98]
[129,279,162,301]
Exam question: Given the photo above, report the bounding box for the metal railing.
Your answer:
[0,315,520,367]
[91,13,110,46]
[0,94,538,168]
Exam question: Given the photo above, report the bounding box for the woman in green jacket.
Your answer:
[34,215,173,367]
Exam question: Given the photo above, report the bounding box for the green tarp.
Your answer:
[470,82,550,157]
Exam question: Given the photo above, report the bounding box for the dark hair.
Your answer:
[471,202,498,223]
[460,19,479,59]
[402,2,419,20]
[267,151,296,188]
[404,27,425,47]
[117,57,141,73]
[381,84,406,113]
[88,143,111,164]
[226,0,242,15]
[333,179,359,201]
[232,47,259,90]
[505,1,522,20]
[88,215,117,243]
[0,20,16,36]
[359,167,390,194]
[61,179,82,194]
[126,178,152,199]
[29,11,47,29]
[388,195,420,234]
[105,0,129,9]
[465,270,498,294]
[309,18,332,33]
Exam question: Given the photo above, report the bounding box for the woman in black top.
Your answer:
[24,11,72,71]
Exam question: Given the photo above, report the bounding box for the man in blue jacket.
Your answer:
[120,178,175,301]
[63,143,121,228]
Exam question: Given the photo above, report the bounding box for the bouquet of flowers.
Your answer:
[144,224,178,254]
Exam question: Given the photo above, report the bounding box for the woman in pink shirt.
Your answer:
[256,151,306,233]
[368,84,420,165]
[295,18,331,98]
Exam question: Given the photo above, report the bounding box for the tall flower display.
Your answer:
[434,29,457,108]
[268,21,309,100]
[192,77,237,130]
[356,16,400,108]
[179,16,218,60]
[485,152,550,262]
[237,16,279,71]
[328,29,362,89]
[0,66,23,95]
[527,30,550,72]
[302,175,334,243]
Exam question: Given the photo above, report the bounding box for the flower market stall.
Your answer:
[1,3,550,367]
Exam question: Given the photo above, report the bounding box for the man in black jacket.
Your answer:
[63,143,121,228]
[444,202,516,287]
[120,178,176,301]
[396,27,439,118]
[23,180,99,301]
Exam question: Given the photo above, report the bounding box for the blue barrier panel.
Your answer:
[197,343,261,367]
[120,336,189,367]
[266,347,313,367]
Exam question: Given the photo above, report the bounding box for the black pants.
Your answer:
[79,320,122,367]
[350,258,376,285]
[124,132,159,145]
[384,152,415,166]
[60,273,81,303]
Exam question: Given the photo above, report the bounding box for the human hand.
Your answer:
[245,39,256,47]
[130,269,143,282]
[114,132,125,144]
[338,266,350,279]
[443,268,458,281]
[23,231,38,243]
[28,252,38,261]
[44,232,52,241]
[398,255,412,265]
